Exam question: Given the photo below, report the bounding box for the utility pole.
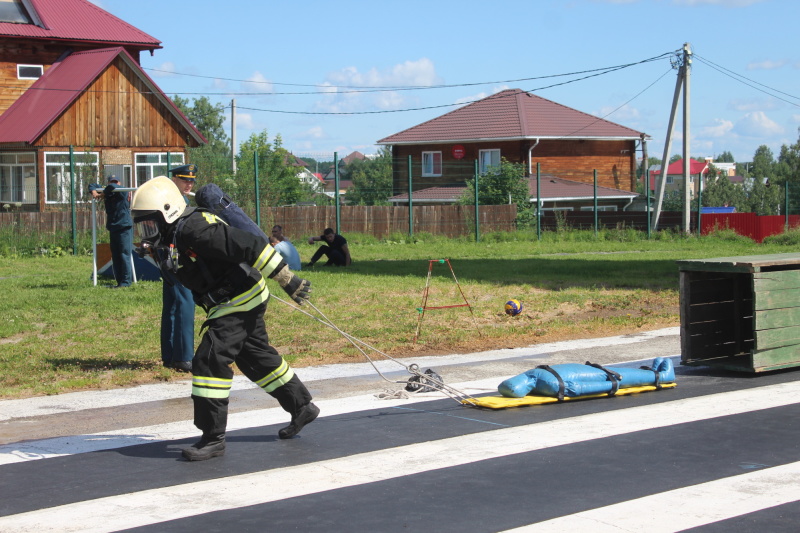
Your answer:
[651,43,692,232]
[231,99,237,174]
[682,43,692,233]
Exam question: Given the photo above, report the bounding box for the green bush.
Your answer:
[763,228,800,246]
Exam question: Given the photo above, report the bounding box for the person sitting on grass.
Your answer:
[307,227,351,267]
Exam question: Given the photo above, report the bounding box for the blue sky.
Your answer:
[93,0,799,164]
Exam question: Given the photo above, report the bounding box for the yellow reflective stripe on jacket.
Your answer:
[255,359,295,393]
[191,376,233,399]
[254,244,284,277]
[203,243,283,320]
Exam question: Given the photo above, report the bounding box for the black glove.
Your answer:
[283,274,311,305]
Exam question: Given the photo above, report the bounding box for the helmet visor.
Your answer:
[135,219,161,242]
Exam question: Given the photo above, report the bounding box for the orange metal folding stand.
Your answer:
[413,259,480,343]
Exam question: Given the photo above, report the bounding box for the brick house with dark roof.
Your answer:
[0,0,205,211]
[378,89,646,208]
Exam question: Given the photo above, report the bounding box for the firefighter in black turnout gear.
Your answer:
[131,176,318,461]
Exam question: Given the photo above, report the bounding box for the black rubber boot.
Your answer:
[279,403,320,439]
[182,435,226,461]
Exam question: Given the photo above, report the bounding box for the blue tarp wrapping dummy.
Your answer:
[498,357,675,400]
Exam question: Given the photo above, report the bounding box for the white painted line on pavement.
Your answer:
[0,327,678,420]
[501,462,800,533]
[0,378,798,533]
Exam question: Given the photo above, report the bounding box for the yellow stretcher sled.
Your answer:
[462,383,677,410]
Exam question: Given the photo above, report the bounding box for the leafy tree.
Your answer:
[172,95,232,182]
[458,158,533,225]
[744,175,781,215]
[345,147,392,205]
[715,150,735,163]
[232,131,315,210]
[701,174,747,211]
[669,154,682,163]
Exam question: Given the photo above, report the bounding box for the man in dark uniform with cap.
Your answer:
[90,176,133,288]
[160,164,198,372]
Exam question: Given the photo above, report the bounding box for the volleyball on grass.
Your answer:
[504,299,523,316]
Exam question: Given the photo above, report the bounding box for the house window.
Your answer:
[422,152,442,177]
[44,152,99,204]
[666,176,674,185]
[479,149,500,174]
[134,153,185,186]
[580,205,618,212]
[0,152,35,204]
[541,207,574,212]
[17,64,43,80]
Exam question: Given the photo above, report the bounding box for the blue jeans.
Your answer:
[161,281,195,364]
[109,227,133,286]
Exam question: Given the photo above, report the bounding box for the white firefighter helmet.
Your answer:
[131,176,185,225]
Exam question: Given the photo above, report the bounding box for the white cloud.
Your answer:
[315,58,443,113]
[732,111,784,137]
[235,112,255,131]
[148,62,177,78]
[597,103,641,122]
[672,0,765,6]
[728,98,780,112]
[454,85,510,106]
[298,126,325,140]
[746,59,787,70]
[241,71,273,94]
[698,118,734,138]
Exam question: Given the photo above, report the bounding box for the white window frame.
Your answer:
[134,152,185,187]
[421,151,442,177]
[580,205,618,212]
[17,64,43,80]
[479,149,500,175]
[666,176,674,185]
[541,207,574,212]
[44,151,99,204]
[0,152,36,204]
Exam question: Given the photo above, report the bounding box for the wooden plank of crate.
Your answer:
[754,287,800,311]
[754,325,800,350]
[751,345,800,372]
[754,308,800,330]
[753,270,800,291]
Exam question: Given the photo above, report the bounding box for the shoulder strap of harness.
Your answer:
[585,361,622,396]
[536,365,565,401]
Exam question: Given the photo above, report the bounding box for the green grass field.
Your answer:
[0,229,793,399]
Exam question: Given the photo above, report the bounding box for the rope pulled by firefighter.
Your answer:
[271,295,480,406]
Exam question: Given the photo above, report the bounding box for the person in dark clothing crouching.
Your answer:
[307,227,351,267]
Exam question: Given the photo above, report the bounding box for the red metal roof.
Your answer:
[388,176,637,203]
[652,159,709,176]
[378,89,643,145]
[0,47,204,145]
[0,0,160,49]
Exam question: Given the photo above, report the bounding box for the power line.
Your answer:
[144,51,677,95]
[694,54,800,108]
[234,56,676,116]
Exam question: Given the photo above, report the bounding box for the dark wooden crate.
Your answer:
[677,253,800,372]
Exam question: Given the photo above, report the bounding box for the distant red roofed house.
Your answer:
[377,89,646,201]
[650,159,710,198]
[0,0,205,211]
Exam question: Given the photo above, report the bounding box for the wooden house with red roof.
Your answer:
[649,158,711,198]
[0,0,205,211]
[378,89,646,205]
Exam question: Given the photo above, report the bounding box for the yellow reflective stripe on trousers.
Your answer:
[192,376,233,398]
[256,359,295,393]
